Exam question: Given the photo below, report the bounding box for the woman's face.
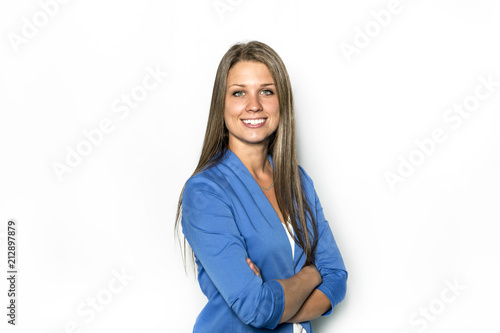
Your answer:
[224,61,279,150]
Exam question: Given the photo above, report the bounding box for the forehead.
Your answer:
[227,61,274,84]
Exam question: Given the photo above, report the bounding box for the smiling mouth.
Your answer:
[241,118,267,125]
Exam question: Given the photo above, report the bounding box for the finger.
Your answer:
[246,258,261,277]
[252,265,261,277]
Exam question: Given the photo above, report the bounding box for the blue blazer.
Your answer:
[181,149,347,332]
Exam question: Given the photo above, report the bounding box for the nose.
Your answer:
[246,92,263,112]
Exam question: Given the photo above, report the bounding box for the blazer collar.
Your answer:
[219,148,297,263]
[219,148,283,226]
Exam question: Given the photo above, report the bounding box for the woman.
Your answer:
[175,40,347,332]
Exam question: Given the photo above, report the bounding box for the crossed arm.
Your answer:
[182,171,347,328]
[246,258,332,324]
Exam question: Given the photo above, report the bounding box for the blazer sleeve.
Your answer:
[299,166,348,316]
[181,176,285,329]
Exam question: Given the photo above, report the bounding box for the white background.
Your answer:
[1,0,499,332]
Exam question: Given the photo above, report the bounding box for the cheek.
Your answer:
[223,111,231,129]
[223,106,238,129]
[268,100,280,121]
[224,98,239,116]
[267,96,279,112]
[225,99,245,122]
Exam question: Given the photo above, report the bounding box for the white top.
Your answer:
[281,221,307,333]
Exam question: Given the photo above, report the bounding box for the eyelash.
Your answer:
[232,89,274,97]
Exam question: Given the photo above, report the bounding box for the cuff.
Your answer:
[262,279,285,329]
[316,269,348,316]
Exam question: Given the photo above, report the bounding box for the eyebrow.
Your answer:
[228,83,275,88]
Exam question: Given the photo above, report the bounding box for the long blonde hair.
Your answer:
[174,40,318,268]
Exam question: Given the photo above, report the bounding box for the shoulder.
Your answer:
[183,162,231,204]
[181,164,235,227]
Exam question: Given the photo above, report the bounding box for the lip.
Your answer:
[241,118,267,128]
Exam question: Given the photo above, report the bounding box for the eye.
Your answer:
[261,89,274,96]
[232,90,245,97]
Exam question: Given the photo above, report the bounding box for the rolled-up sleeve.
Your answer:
[181,176,285,329]
[299,166,348,316]
[315,211,348,316]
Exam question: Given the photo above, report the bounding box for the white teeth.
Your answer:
[242,119,265,125]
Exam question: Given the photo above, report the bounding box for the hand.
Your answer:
[246,258,261,278]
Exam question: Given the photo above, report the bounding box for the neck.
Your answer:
[228,140,271,178]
